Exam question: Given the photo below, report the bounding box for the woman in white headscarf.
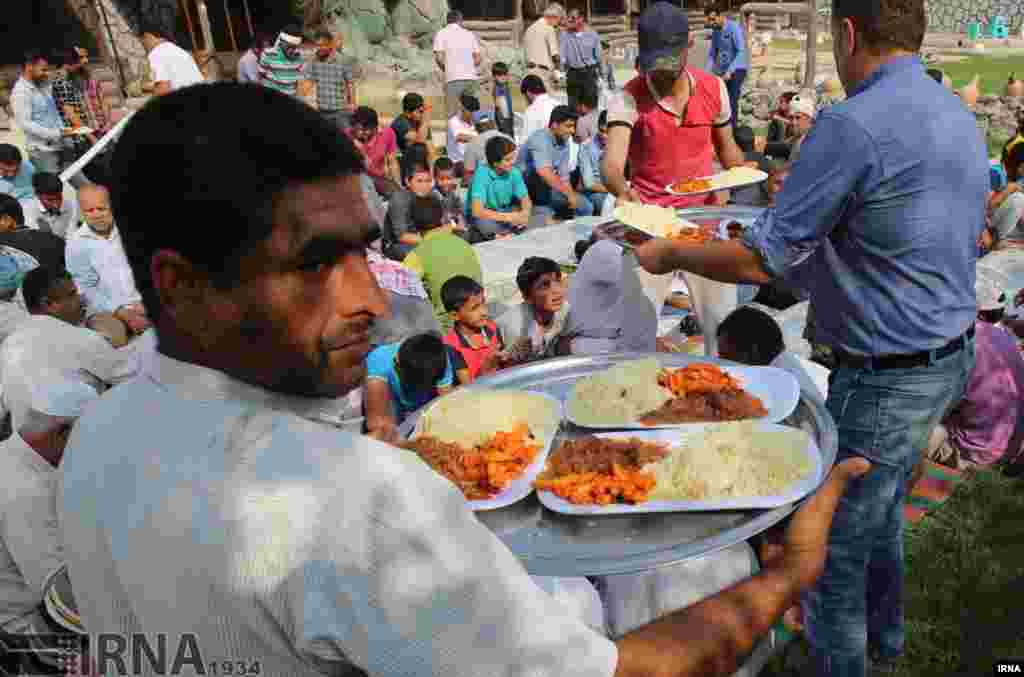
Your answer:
[566,237,658,355]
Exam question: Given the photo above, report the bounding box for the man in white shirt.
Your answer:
[521,73,560,142]
[433,10,482,120]
[58,82,867,677]
[0,376,97,635]
[2,265,142,436]
[446,94,479,174]
[20,171,78,239]
[139,21,204,95]
[65,184,149,337]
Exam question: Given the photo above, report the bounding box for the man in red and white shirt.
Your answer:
[604,2,746,209]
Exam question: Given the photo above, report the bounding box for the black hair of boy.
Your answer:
[717,306,785,366]
[402,92,425,113]
[411,194,445,231]
[352,106,379,129]
[492,62,509,77]
[578,88,599,111]
[520,74,546,96]
[401,158,431,185]
[516,257,561,296]
[734,125,755,154]
[433,156,454,176]
[597,109,607,129]
[548,105,578,127]
[460,94,481,113]
[0,144,22,166]
[0,195,25,227]
[397,333,449,394]
[32,172,63,196]
[22,266,71,313]
[485,135,517,166]
[441,275,484,313]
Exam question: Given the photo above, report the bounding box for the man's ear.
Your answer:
[149,249,210,322]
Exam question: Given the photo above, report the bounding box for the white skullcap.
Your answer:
[544,3,566,17]
[975,266,1008,312]
[17,375,100,436]
[790,94,816,118]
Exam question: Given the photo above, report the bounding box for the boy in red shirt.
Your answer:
[441,275,504,383]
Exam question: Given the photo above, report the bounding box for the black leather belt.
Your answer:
[527,63,551,71]
[567,65,598,72]
[833,326,974,371]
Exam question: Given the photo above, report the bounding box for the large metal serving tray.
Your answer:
[400,352,838,578]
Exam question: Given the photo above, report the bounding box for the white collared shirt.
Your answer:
[0,432,62,634]
[522,93,560,143]
[0,315,144,434]
[59,352,618,676]
[65,223,143,316]
[19,186,80,239]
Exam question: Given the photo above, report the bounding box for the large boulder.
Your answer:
[391,0,448,46]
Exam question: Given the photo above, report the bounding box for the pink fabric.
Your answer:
[432,24,480,83]
[946,321,1024,465]
[624,69,722,208]
[367,251,428,300]
[349,127,398,178]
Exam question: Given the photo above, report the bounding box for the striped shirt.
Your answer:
[258,45,306,96]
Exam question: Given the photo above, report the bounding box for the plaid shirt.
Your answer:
[307,57,351,112]
[367,251,428,300]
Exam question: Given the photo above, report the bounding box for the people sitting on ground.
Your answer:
[787,93,816,161]
[765,92,796,159]
[0,374,97,636]
[491,61,515,138]
[0,194,66,275]
[257,25,306,97]
[367,249,439,347]
[441,275,504,384]
[566,237,659,355]
[0,254,29,344]
[22,171,77,238]
[447,93,479,177]
[987,141,1024,248]
[0,145,36,202]
[467,135,532,241]
[349,105,401,198]
[402,195,482,331]
[578,110,611,214]
[2,266,142,433]
[496,256,572,365]
[382,158,435,261]
[391,92,431,155]
[728,125,769,205]
[518,105,594,220]
[365,332,457,440]
[308,29,355,130]
[734,158,790,208]
[716,305,829,402]
[462,110,509,189]
[65,184,150,338]
[913,272,1024,486]
[432,156,466,232]
[574,87,600,144]
[520,74,558,142]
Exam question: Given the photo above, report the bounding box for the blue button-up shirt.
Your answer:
[9,77,64,152]
[742,56,989,357]
[706,18,749,77]
[517,129,571,180]
[579,136,607,191]
[559,29,602,71]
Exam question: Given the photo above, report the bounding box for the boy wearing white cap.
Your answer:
[0,375,97,635]
[787,94,816,161]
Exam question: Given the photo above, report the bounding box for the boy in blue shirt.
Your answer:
[492,62,515,138]
[467,135,533,240]
[365,333,457,440]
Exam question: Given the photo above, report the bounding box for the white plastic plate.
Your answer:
[566,362,800,430]
[665,167,769,197]
[537,424,824,515]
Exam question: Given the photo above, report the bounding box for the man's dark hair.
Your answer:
[734,125,755,153]
[779,91,797,104]
[1006,142,1024,183]
[485,135,516,165]
[831,0,926,53]
[441,275,484,312]
[352,106,379,129]
[447,10,463,24]
[0,144,23,166]
[137,20,166,39]
[492,62,509,76]
[22,267,70,313]
[31,172,63,196]
[109,82,365,321]
[549,105,578,127]
[397,333,449,395]
[0,195,25,227]
[516,257,561,296]
[926,68,944,84]
[433,156,454,175]
[597,109,607,129]
[401,158,431,185]
[411,195,445,231]
[403,143,431,171]
[461,94,480,112]
[23,50,47,67]
[402,92,425,113]
[282,24,303,38]
[717,306,784,366]
[50,48,79,68]
[314,29,334,42]
[578,88,599,111]
[521,74,546,96]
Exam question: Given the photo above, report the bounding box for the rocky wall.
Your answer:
[926,0,1024,35]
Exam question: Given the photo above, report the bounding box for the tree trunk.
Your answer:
[303,0,323,30]
[804,0,816,89]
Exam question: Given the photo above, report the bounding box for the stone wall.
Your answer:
[926,0,1024,35]
[66,0,149,86]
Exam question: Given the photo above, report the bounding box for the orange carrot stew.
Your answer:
[657,363,743,397]
[534,464,658,505]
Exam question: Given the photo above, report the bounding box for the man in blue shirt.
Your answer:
[517,105,593,221]
[578,111,610,215]
[635,1,988,674]
[9,51,72,174]
[559,9,602,111]
[705,6,749,128]
[0,145,36,202]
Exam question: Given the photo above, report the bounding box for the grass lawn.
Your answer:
[762,468,1024,676]
[935,54,1021,95]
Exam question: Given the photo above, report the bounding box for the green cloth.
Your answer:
[405,231,482,331]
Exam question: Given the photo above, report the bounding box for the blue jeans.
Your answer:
[725,69,747,127]
[531,188,595,220]
[583,191,609,215]
[802,338,974,676]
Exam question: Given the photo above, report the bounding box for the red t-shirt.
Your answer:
[348,126,398,178]
[443,322,503,380]
[617,69,726,208]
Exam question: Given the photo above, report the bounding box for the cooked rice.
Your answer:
[567,358,672,426]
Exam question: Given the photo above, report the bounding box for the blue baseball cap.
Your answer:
[637,2,690,72]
